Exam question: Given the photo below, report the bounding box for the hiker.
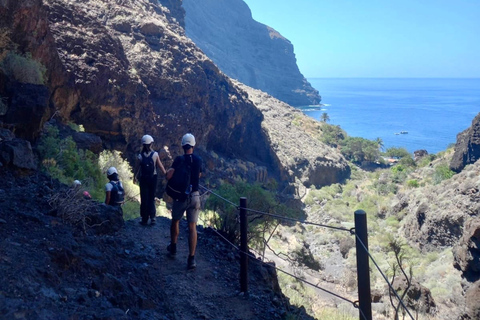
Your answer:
[134,134,167,226]
[166,133,202,269]
[105,167,125,206]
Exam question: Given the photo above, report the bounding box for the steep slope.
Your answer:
[0,169,314,319]
[183,0,321,107]
[0,0,345,193]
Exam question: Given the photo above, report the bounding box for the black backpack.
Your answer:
[141,152,155,177]
[166,155,191,201]
[109,181,125,206]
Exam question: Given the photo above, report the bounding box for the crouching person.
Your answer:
[105,167,125,207]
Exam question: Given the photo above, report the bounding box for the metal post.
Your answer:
[240,197,248,295]
[355,210,372,320]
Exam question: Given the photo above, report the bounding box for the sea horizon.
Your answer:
[302,77,480,154]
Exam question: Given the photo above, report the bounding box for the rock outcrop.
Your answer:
[0,0,347,192]
[183,0,321,107]
[450,112,480,173]
[236,81,350,192]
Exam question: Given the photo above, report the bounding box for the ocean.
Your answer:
[301,78,480,154]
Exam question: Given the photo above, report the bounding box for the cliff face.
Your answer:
[450,112,480,173]
[0,0,345,191]
[182,0,321,107]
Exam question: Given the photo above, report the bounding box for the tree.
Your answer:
[385,147,411,159]
[340,137,380,163]
[375,137,384,151]
[320,112,330,123]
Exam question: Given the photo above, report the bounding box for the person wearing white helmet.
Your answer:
[134,134,167,225]
[105,167,125,207]
[165,133,203,269]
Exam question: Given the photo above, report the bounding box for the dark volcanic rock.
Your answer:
[450,112,480,173]
[0,138,36,169]
[454,217,480,282]
[183,0,321,107]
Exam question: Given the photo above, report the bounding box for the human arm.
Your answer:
[133,156,141,184]
[105,191,111,205]
[156,155,167,176]
[165,168,174,180]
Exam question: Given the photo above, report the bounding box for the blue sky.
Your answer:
[242,0,480,78]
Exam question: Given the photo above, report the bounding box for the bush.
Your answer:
[320,124,346,147]
[385,147,411,159]
[433,164,455,184]
[204,181,302,249]
[340,137,380,163]
[406,179,419,188]
[37,124,105,200]
[0,52,47,85]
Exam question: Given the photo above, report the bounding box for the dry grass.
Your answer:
[48,187,96,233]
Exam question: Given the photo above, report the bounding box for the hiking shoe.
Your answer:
[139,220,148,226]
[167,243,177,256]
[187,255,196,270]
[150,218,156,225]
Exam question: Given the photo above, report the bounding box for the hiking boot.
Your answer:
[139,219,148,226]
[150,218,156,225]
[187,255,196,270]
[167,243,177,257]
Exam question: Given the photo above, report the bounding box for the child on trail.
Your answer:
[105,167,125,207]
[134,134,167,226]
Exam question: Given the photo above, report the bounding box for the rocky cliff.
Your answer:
[0,0,347,192]
[182,0,321,107]
[450,112,480,173]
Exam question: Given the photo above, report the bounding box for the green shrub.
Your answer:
[406,179,419,188]
[205,181,302,249]
[320,124,346,147]
[37,124,105,200]
[418,154,436,167]
[433,164,455,184]
[0,52,47,85]
[340,137,380,163]
[385,147,411,159]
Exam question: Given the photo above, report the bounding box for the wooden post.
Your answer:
[240,197,248,295]
[355,210,372,320]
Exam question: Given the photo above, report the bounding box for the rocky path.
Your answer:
[0,170,313,320]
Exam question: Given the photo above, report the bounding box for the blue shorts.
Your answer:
[171,191,200,223]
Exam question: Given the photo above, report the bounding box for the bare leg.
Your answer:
[171,220,180,244]
[188,222,197,256]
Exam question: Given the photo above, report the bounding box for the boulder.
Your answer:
[0,138,36,169]
[453,217,480,282]
[464,281,480,320]
[450,112,480,173]
[72,132,103,154]
[413,149,428,161]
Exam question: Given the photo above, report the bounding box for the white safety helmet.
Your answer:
[141,134,154,145]
[107,167,118,176]
[73,180,82,187]
[181,133,196,147]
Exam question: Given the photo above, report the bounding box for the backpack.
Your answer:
[166,155,191,201]
[140,152,155,177]
[109,181,125,206]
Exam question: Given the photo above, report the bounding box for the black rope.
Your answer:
[199,185,239,209]
[204,221,361,314]
[242,207,352,233]
[354,234,415,320]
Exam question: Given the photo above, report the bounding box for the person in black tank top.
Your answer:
[134,135,167,226]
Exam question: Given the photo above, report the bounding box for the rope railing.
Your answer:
[200,184,414,320]
[200,217,367,320]
[242,207,354,233]
[355,234,415,320]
